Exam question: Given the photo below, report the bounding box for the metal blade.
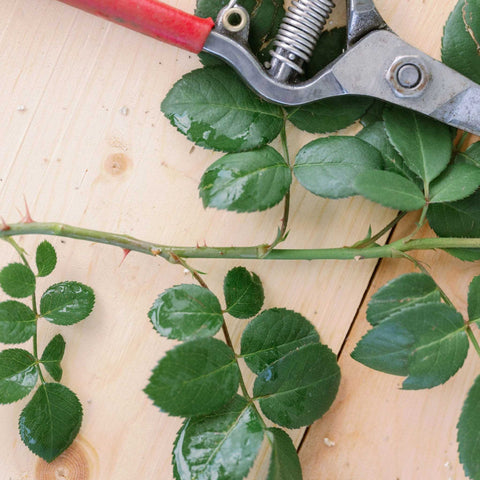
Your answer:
[431,86,480,136]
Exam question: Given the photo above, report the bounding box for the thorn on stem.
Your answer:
[19,196,34,223]
[119,248,131,266]
[1,217,10,231]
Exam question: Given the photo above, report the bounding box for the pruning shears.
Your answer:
[58,0,480,136]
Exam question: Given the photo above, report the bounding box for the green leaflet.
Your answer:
[354,170,426,211]
[145,337,240,417]
[356,121,420,184]
[241,308,319,374]
[199,146,291,212]
[224,267,264,319]
[40,281,95,326]
[19,383,83,462]
[469,275,480,323]
[287,96,372,134]
[352,303,469,390]
[0,263,36,299]
[148,284,223,341]
[40,334,66,382]
[383,107,452,184]
[294,136,383,198]
[367,273,442,326]
[266,428,302,480]
[429,161,480,203]
[458,141,480,168]
[442,0,480,83]
[0,349,38,404]
[427,190,480,261]
[0,300,36,344]
[36,241,57,277]
[254,342,340,428]
[161,67,283,152]
[173,396,264,480]
[457,374,480,480]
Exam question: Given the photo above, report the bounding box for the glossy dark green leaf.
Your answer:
[429,161,480,203]
[199,146,291,212]
[148,284,223,341]
[0,300,36,344]
[224,267,264,319]
[36,241,57,277]
[367,273,441,326]
[145,337,240,417]
[458,141,480,168]
[19,383,82,462]
[173,395,264,480]
[40,334,66,382]
[457,374,480,480]
[357,121,419,183]
[383,107,452,184]
[305,27,346,78]
[469,275,480,323]
[442,0,480,83]
[354,170,426,211]
[360,100,386,127]
[241,308,319,373]
[427,190,480,261]
[352,303,469,389]
[287,96,372,134]
[161,67,283,152]
[266,428,302,480]
[253,343,340,428]
[40,281,95,326]
[0,349,37,404]
[0,263,36,299]
[294,136,383,198]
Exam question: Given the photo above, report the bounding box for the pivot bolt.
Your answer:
[386,55,430,98]
[396,63,421,88]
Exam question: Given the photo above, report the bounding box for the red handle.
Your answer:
[59,0,215,53]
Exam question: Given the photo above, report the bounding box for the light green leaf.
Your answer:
[173,395,264,480]
[36,241,57,277]
[427,190,480,261]
[367,273,442,326]
[241,308,319,374]
[161,67,283,152]
[352,303,469,389]
[0,263,36,299]
[19,383,83,462]
[469,275,480,323]
[224,267,264,319]
[442,0,480,83]
[429,161,480,203]
[149,284,223,341]
[40,281,95,326]
[266,428,302,480]
[254,343,340,428]
[294,136,383,198]
[0,300,36,344]
[145,337,240,417]
[199,146,291,212]
[383,107,452,184]
[355,170,426,211]
[0,349,37,404]
[457,374,480,480]
[287,96,372,134]
[40,334,66,382]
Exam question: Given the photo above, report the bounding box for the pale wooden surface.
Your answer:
[0,0,476,479]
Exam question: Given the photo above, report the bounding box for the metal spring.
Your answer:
[269,0,335,81]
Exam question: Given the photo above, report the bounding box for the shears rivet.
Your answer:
[222,7,248,33]
[397,63,421,88]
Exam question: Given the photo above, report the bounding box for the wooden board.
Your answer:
[0,0,477,479]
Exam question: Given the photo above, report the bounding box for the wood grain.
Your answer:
[0,0,476,479]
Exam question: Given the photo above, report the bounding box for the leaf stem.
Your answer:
[1,222,480,261]
[5,238,46,384]
[466,326,480,358]
[454,131,471,154]
[353,211,408,249]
